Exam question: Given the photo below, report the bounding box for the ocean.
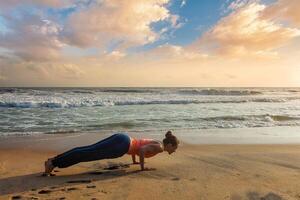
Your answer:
[0,87,300,137]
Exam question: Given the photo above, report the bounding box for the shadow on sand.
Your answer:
[0,163,144,196]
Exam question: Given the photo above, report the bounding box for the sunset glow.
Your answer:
[0,0,299,87]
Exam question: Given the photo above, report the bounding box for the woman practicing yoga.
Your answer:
[44,130,179,174]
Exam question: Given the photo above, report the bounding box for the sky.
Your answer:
[0,0,299,87]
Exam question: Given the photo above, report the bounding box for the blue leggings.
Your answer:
[52,133,131,168]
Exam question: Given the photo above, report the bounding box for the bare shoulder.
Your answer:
[141,143,163,153]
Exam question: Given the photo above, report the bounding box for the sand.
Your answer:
[1,133,300,200]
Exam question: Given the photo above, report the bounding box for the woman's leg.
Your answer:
[51,133,130,168]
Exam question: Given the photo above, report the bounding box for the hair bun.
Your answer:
[165,130,173,138]
[163,130,179,147]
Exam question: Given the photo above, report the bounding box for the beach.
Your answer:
[1,87,300,199]
[1,131,300,200]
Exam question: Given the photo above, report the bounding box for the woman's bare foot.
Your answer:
[44,158,55,175]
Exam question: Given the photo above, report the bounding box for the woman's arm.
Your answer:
[139,148,145,170]
[131,154,139,164]
[138,144,162,171]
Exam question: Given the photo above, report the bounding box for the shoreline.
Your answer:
[1,126,300,151]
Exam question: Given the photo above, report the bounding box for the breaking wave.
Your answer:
[1,97,299,108]
[177,89,262,96]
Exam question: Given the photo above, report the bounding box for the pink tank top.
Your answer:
[127,138,159,158]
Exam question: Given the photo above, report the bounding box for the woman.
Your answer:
[44,130,179,174]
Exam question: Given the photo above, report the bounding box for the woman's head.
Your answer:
[163,130,179,154]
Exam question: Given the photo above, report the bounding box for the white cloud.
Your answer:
[180,0,186,7]
[106,51,126,60]
[263,0,300,27]
[191,2,300,58]
[25,62,85,79]
[0,0,180,62]
[62,0,175,48]
[0,14,64,61]
[143,44,208,61]
[0,0,72,10]
[228,0,256,10]
[58,64,85,79]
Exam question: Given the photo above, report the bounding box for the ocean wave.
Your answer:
[177,89,262,96]
[251,98,288,103]
[0,88,29,94]
[2,88,300,96]
[44,122,147,133]
[1,114,300,136]
[0,101,69,108]
[0,99,254,108]
[44,129,81,134]
[202,116,247,121]
[0,88,18,94]
[86,121,146,130]
[264,115,300,121]
[1,97,298,108]
[180,114,300,123]
[287,89,300,93]
[100,89,156,93]
[226,114,300,122]
[114,100,201,106]
[71,90,95,94]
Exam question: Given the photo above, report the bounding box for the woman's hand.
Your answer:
[141,167,156,171]
[138,144,161,171]
[133,161,146,164]
[131,155,140,165]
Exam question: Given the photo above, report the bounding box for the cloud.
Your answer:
[145,44,208,60]
[191,1,300,58]
[169,15,183,29]
[27,62,85,79]
[0,59,86,86]
[0,13,64,61]
[0,0,179,62]
[263,0,300,27]
[0,0,72,10]
[180,0,186,7]
[105,51,126,60]
[23,61,85,79]
[227,0,256,10]
[62,0,174,48]
[0,68,6,80]
[57,64,85,79]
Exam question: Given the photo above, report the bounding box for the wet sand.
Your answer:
[1,133,300,200]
